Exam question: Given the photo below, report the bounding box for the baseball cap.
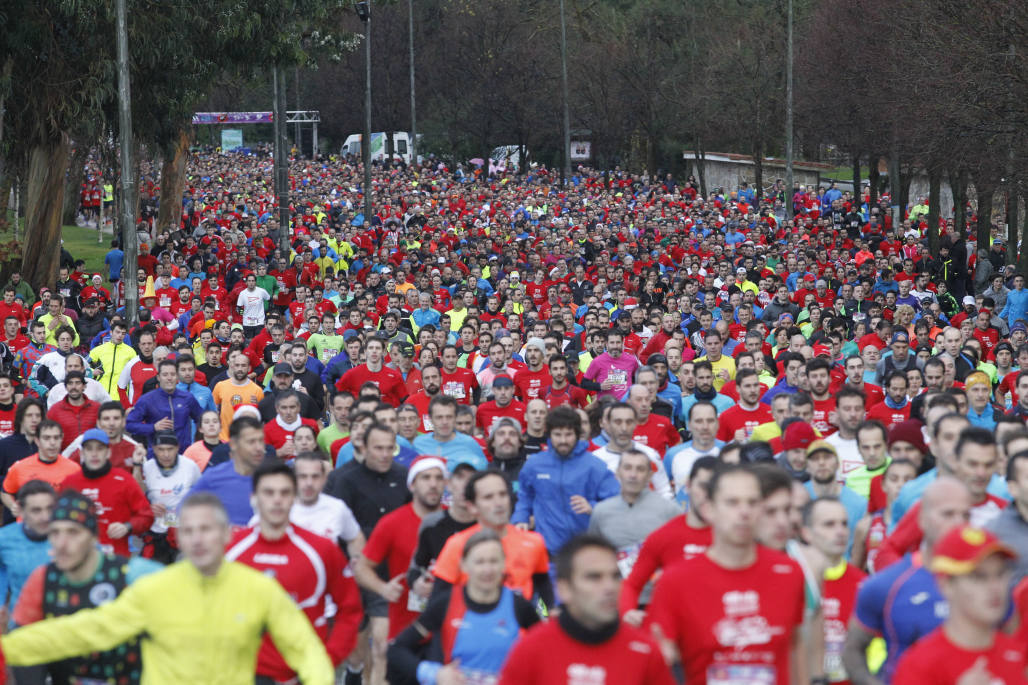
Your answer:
[890,331,910,345]
[492,375,515,388]
[812,344,832,358]
[648,353,668,366]
[489,416,523,437]
[962,295,976,306]
[888,419,927,453]
[153,430,179,446]
[273,362,293,376]
[782,422,816,451]
[929,525,1015,576]
[397,341,415,357]
[806,440,837,458]
[343,329,360,341]
[81,428,109,446]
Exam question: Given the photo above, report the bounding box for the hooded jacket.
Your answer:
[512,439,620,552]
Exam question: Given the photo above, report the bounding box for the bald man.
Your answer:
[843,477,972,684]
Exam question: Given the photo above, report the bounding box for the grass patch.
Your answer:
[62,224,114,278]
[824,166,869,182]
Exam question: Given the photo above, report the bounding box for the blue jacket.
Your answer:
[1000,289,1028,329]
[0,524,50,628]
[126,386,205,449]
[512,440,620,552]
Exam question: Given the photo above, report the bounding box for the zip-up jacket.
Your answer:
[125,387,204,450]
[512,440,620,552]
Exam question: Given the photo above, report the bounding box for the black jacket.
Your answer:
[324,459,410,537]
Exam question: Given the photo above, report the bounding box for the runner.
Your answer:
[226,461,362,684]
[0,492,336,683]
[498,534,674,685]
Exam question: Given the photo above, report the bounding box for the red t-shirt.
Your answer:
[717,403,774,442]
[336,364,408,407]
[498,618,675,685]
[60,469,154,556]
[893,629,1027,684]
[538,383,590,409]
[620,517,712,614]
[649,547,805,685]
[811,397,838,436]
[263,417,320,449]
[823,563,866,684]
[514,367,552,401]
[633,414,680,456]
[475,400,526,435]
[439,367,479,405]
[0,402,15,438]
[361,503,424,638]
[865,401,910,428]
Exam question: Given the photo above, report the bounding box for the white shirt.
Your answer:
[142,456,202,533]
[47,378,112,408]
[236,287,271,326]
[825,432,863,484]
[289,493,361,545]
[591,442,674,500]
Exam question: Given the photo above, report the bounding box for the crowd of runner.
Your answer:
[0,149,1024,683]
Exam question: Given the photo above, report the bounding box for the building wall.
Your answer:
[685,158,820,196]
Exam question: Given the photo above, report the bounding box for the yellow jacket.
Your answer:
[2,560,334,685]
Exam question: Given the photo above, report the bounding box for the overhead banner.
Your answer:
[192,112,273,125]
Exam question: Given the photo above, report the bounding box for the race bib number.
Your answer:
[706,665,776,685]
[606,369,627,387]
[162,511,179,528]
[323,348,338,360]
[443,381,467,399]
[616,544,641,579]
[406,590,428,614]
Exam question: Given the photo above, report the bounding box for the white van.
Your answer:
[340,132,417,164]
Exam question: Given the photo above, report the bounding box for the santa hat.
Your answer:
[233,404,260,421]
[407,455,447,487]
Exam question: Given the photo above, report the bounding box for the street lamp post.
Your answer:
[784,0,794,220]
[356,0,373,223]
[559,0,571,185]
[408,0,417,170]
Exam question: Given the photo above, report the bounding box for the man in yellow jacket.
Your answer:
[0,492,335,685]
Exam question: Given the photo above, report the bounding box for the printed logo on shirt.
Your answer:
[253,553,290,565]
[88,582,118,606]
[722,590,759,617]
[566,664,606,685]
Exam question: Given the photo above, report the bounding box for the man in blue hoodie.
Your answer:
[513,406,620,557]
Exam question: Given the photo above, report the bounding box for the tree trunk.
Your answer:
[927,169,941,255]
[61,145,88,226]
[868,156,880,208]
[753,141,764,207]
[851,151,861,202]
[1020,193,1028,279]
[1007,180,1019,265]
[898,166,913,220]
[695,138,708,198]
[951,168,968,235]
[889,139,901,226]
[156,128,191,235]
[977,184,994,250]
[0,173,11,230]
[22,134,71,293]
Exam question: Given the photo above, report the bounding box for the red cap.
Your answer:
[623,297,639,310]
[782,422,817,451]
[930,525,1015,576]
[803,274,815,282]
[812,343,832,358]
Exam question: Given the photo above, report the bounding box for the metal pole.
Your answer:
[275,66,290,245]
[116,0,138,327]
[272,68,284,245]
[408,0,417,169]
[559,0,571,184]
[362,9,373,222]
[784,0,794,220]
[312,121,318,159]
[294,66,301,155]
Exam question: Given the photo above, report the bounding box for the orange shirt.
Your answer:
[432,523,548,599]
[2,454,82,495]
[211,379,264,440]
